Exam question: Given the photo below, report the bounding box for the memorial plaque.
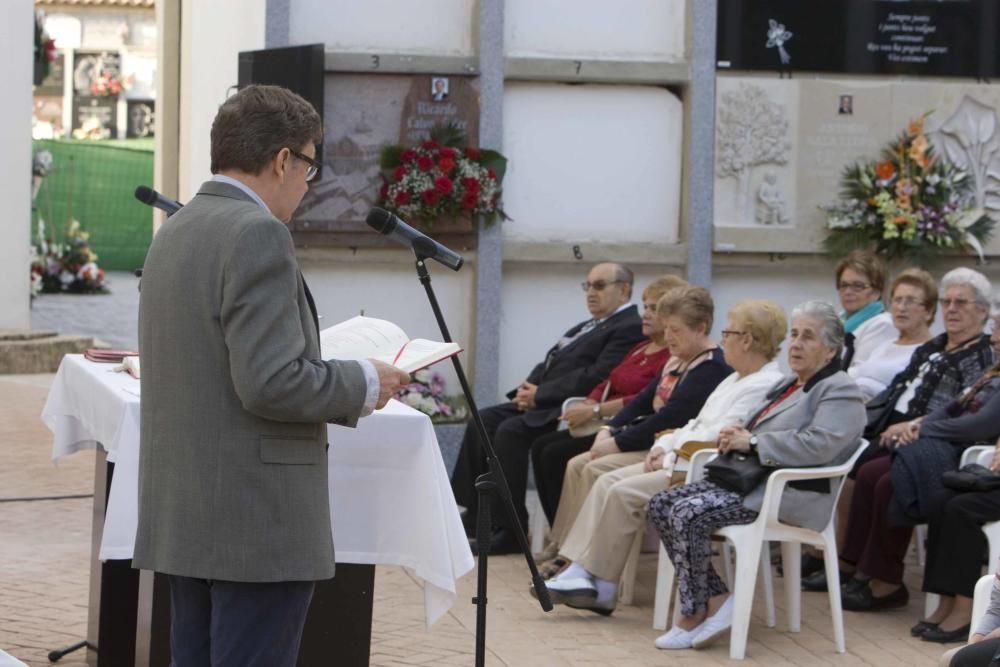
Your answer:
[126,99,155,139]
[398,76,480,145]
[718,0,988,78]
[73,50,122,97]
[714,75,1000,256]
[72,96,117,140]
[291,73,481,249]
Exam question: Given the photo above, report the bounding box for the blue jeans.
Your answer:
[168,575,315,667]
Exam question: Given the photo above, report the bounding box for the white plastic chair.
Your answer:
[652,448,775,632]
[653,439,869,660]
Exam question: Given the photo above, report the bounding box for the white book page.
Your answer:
[386,338,462,374]
[320,316,410,361]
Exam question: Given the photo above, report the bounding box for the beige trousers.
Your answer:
[560,462,684,581]
[548,450,647,547]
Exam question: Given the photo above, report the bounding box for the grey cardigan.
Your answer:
[133,181,369,582]
[742,369,866,531]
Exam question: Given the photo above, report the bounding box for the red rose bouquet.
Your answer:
[377,124,509,226]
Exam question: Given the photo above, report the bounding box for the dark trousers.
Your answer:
[950,637,1000,666]
[450,402,556,535]
[841,455,913,584]
[924,488,1000,598]
[168,575,314,667]
[529,429,596,525]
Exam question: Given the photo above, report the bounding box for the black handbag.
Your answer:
[705,451,774,495]
[864,381,908,440]
[941,463,1000,493]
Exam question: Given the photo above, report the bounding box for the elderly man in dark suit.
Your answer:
[451,262,645,554]
[133,85,409,667]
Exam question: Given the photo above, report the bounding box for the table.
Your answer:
[42,355,474,663]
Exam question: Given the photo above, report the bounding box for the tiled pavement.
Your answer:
[2,371,953,666]
[4,285,954,665]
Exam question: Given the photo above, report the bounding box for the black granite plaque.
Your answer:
[717,0,991,78]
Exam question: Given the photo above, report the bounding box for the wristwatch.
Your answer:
[592,404,601,417]
[748,435,759,451]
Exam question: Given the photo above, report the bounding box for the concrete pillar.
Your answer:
[685,0,717,289]
[474,0,505,405]
[0,0,34,329]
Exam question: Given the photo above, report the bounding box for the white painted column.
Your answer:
[178,0,267,201]
[0,0,34,330]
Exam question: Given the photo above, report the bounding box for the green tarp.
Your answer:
[32,138,154,271]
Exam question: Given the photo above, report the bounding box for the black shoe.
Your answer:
[842,583,909,612]
[469,528,520,556]
[920,624,971,643]
[801,569,856,592]
[910,620,939,637]
[777,552,825,578]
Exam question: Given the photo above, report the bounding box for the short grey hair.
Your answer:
[941,267,992,313]
[790,300,845,356]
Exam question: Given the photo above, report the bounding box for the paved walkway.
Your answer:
[30,271,140,351]
[4,284,955,665]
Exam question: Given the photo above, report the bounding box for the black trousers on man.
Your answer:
[923,487,1000,599]
[450,402,556,537]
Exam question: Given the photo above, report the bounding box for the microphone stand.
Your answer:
[411,254,552,667]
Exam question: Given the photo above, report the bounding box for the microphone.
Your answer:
[365,208,464,271]
[134,185,182,216]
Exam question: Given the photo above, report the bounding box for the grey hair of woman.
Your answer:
[790,300,845,358]
[941,267,993,322]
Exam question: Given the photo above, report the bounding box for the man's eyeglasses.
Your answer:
[939,297,973,309]
[837,281,871,292]
[720,330,746,340]
[581,280,624,292]
[289,148,320,182]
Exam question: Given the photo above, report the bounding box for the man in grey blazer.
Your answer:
[133,85,409,666]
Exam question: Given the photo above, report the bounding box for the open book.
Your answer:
[320,315,462,374]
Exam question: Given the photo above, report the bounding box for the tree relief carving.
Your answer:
[715,83,792,225]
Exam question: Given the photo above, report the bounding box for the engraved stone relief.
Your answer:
[934,95,1000,223]
[715,83,792,225]
[754,170,789,225]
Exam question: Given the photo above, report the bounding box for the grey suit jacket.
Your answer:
[133,180,369,582]
[741,369,865,531]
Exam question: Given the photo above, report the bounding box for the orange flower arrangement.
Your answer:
[823,112,993,261]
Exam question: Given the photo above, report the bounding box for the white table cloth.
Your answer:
[42,354,474,628]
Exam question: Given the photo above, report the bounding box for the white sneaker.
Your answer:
[654,624,702,650]
[691,596,734,648]
[545,576,597,597]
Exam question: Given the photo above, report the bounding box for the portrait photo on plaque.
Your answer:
[431,77,449,102]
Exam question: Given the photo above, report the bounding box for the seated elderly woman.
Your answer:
[838,269,997,612]
[803,268,996,593]
[939,558,1000,666]
[848,268,936,401]
[835,250,897,371]
[536,300,787,614]
[534,285,732,575]
[648,301,865,650]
